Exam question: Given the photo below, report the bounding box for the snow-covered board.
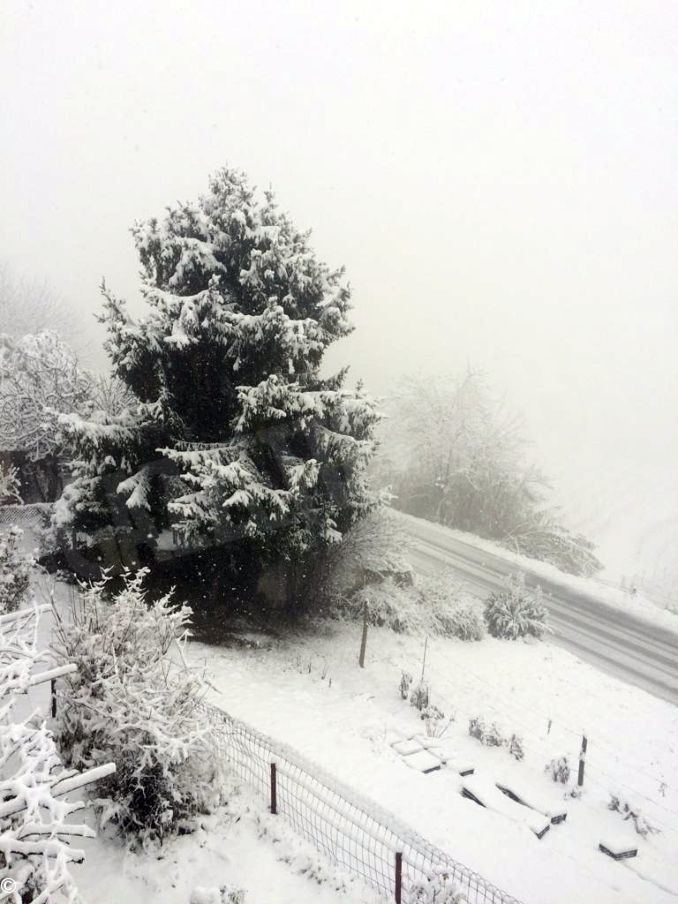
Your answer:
[598,837,638,860]
[390,735,474,775]
[495,781,567,824]
[391,738,424,757]
[402,749,443,774]
[461,776,551,839]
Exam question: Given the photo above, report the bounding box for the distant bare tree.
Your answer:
[377,371,601,577]
[0,262,81,348]
[0,331,91,461]
[84,372,136,417]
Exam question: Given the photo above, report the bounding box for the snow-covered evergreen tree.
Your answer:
[53,167,379,604]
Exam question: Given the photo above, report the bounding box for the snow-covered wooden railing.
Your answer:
[0,603,115,902]
[199,700,525,904]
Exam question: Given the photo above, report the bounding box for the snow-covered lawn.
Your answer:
[187,621,678,904]
[72,787,380,904]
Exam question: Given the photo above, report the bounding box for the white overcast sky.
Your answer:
[1,0,677,578]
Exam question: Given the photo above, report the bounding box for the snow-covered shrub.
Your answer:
[469,717,504,745]
[417,573,485,641]
[508,733,524,761]
[404,866,465,903]
[484,573,549,640]
[608,794,660,837]
[0,604,110,902]
[190,888,245,904]
[481,721,504,748]
[421,704,450,738]
[0,461,21,503]
[0,527,32,613]
[52,571,220,846]
[432,602,485,641]
[319,509,412,600]
[336,578,426,633]
[546,756,571,784]
[400,670,413,700]
[409,681,430,712]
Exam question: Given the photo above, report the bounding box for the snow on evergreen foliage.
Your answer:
[52,167,379,602]
[0,528,32,614]
[404,866,465,903]
[52,571,220,846]
[484,572,550,640]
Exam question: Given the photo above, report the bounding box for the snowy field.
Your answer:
[187,621,678,904]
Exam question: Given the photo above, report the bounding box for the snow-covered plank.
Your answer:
[391,738,424,757]
[599,837,638,860]
[402,749,442,773]
[495,780,568,824]
[461,776,550,839]
[409,735,474,774]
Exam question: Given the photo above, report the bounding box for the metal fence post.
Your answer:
[270,762,278,815]
[395,851,402,904]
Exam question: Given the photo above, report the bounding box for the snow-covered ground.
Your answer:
[72,787,380,904]
[13,570,382,904]
[187,621,678,904]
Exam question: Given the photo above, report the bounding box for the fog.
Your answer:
[2,1,677,587]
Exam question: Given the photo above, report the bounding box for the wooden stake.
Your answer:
[359,600,368,668]
[395,851,403,904]
[270,762,278,815]
[50,678,57,718]
[420,636,428,682]
[578,735,588,788]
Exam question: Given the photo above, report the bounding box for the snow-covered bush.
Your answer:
[469,718,503,747]
[336,578,426,633]
[0,461,21,503]
[330,570,484,641]
[400,670,413,699]
[190,888,245,904]
[432,602,485,641]
[409,681,430,712]
[318,508,412,600]
[0,527,32,613]
[507,733,524,761]
[421,704,450,738]
[608,794,660,837]
[468,717,523,759]
[419,573,485,641]
[52,571,220,846]
[0,604,111,902]
[484,573,549,640]
[546,756,571,784]
[404,866,465,903]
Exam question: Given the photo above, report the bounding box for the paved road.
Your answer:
[402,514,678,707]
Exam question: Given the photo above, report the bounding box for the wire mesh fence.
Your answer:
[199,700,524,904]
